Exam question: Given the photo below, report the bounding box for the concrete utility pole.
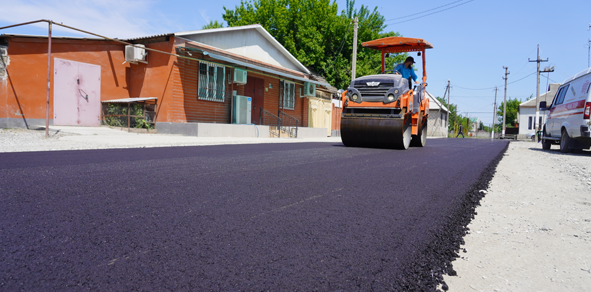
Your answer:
[446,79,451,106]
[529,45,548,142]
[351,17,358,82]
[442,80,451,135]
[492,86,497,139]
[502,66,509,137]
[45,22,52,138]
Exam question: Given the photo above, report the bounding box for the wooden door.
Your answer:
[245,76,264,124]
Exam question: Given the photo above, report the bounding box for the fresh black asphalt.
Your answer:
[0,139,508,291]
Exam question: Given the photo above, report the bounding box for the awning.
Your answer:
[196,50,331,87]
[101,97,158,103]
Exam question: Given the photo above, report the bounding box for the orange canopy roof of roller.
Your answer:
[362,37,433,53]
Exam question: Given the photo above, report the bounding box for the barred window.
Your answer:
[198,61,225,102]
[283,81,295,110]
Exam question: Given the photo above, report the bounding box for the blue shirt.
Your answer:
[394,63,418,82]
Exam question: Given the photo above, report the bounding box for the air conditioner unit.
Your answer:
[233,95,252,124]
[125,44,147,64]
[304,82,316,97]
[234,68,247,84]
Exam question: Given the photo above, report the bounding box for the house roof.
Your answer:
[175,24,310,74]
[197,48,330,87]
[425,91,449,113]
[519,83,560,108]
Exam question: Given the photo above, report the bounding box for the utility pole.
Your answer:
[442,80,451,136]
[351,17,358,82]
[492,86,497,139]
[502,66,509,137]
[529,45,548,142]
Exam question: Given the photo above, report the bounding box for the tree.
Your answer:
[436,96,460,134]
[221,0,406,89]
[202,20,225,29]
[496,97,523,128]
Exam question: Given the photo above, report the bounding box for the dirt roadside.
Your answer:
[444,141,591,291]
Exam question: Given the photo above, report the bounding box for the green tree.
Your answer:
[496,97,523,128]
[222,0,406,89]
[436,96,461,134]
[202,20,225,29]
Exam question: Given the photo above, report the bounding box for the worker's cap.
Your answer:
[405,57,415,64]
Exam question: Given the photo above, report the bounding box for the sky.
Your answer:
[1,0,590,126]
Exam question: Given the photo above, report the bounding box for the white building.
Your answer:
[518,83,560,137]
[426,91,449,137]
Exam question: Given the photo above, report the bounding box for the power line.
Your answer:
[454,85,498,91]
[385,0,466,21]
[507,71,536,85]
[386,0,474,25]
[454,71,536,91]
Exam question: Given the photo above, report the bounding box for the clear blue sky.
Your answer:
[1,0,590,126]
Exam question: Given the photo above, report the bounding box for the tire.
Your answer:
[542,138,551,150]
[560,129,572,153]
[411,113,427,147]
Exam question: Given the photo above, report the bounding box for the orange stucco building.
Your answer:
[0,25,335,137]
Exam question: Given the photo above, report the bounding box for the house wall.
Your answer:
[427,109,448,137]
[0,37,130,128]
[1,35,322,135]
[0,36,177,128]
[518,106,546,135]
[170,51,310,128]
[332,103,342,136]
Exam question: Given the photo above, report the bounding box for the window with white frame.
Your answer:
[528,116,532,130]
[198,61,225,102]
[283,81,295,110]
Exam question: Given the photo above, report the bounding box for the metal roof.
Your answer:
[519,83,560,108]
[125,33,174,41]
[201,50,330,87]
[101,97,158,103]
[425,91,449,113]
[175,24,310,74]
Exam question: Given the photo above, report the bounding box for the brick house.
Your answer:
[0,24,334,137]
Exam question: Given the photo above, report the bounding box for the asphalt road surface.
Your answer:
[0,139,508,291]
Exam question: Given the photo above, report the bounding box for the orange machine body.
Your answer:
[343,36,432,138]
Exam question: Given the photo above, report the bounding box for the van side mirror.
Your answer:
[539,101,547,111]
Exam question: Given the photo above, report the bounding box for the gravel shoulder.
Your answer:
[0,127,343,152]
[445,141,591,291]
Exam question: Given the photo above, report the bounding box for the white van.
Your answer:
[541,68,591,152]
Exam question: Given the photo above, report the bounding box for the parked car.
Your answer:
[540,68,591,152]
[525,132,536,141]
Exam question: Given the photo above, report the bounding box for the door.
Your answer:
[54,58,101,126]
[244,76,264,124]
[548,85,569,137]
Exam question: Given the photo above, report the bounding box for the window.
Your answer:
[198,61,225,102]
[528,116,532,130]
[554,85,569,105]
[283,81,295,110]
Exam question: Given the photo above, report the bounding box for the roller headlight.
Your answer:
[388,94,395,101]
[352,94,358,101]
[394,89,399,94]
